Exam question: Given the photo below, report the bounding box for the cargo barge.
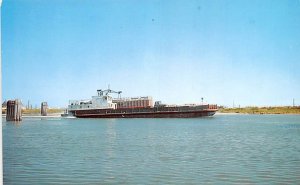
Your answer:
[65,88,218,118]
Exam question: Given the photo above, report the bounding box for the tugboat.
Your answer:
[66,88,218,118]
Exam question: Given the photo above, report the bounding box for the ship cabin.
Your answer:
[68,88,154,111]
[68,93,117,111]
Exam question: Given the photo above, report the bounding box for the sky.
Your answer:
[2,0,300,108]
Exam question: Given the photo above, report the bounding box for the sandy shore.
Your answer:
[215,112,241,115]
[2,113,62,118]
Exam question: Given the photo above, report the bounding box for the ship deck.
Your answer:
[71,105,218,118]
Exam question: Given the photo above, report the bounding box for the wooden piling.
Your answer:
[41,102,48,116]
[6,99,22,121]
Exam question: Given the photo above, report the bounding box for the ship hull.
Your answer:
[71,108,217,118]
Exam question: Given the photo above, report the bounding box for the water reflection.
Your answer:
[103,119,117,181]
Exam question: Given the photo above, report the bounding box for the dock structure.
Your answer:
[6,99,22,121]
[41,102,48,116]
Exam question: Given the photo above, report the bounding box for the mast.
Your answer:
[293,98,295,107]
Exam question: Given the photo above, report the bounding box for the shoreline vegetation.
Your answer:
[22,108,64,115]
[219,106,300,115]
[2,108,64,115]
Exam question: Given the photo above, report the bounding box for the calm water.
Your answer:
[3,114,300,184]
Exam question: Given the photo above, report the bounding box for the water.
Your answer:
[3,114,300,184]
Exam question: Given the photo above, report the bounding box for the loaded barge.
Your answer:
[65,88,218,118]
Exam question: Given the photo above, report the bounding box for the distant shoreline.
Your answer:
[218,106,300,115]
[2,107,300,118]
[2,113,62,118]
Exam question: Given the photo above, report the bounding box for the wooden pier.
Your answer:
[6,99,22,121]
[41,102,48,116]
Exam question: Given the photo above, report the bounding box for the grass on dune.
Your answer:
[219,106,300,114]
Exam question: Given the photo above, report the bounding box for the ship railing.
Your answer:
[69,99,91,105]
[113,96,152,101]
[204,104,218,110]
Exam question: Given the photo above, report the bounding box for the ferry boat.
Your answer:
[65,88,218,118]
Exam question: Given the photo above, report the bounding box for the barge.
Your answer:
[66,88,218,118]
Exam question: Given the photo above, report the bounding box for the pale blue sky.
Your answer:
[2,0,300,108]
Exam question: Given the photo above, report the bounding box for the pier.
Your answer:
[41,102,48,116]
[6,99,22,121]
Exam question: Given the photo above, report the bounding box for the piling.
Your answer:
[41,102,48,116]
[6,99,22,121]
